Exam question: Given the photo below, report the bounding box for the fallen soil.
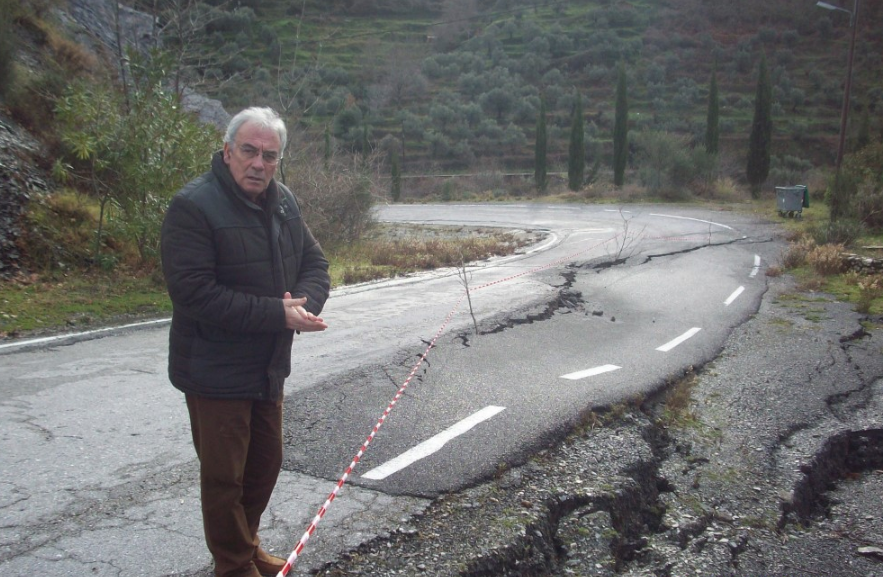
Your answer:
[311,273,883,576]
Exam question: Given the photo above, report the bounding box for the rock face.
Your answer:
[0,116,49,278]
[182,88,232,133]
[62,0,230,130]
[63,0,157,58]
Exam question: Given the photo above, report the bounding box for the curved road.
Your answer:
[0,203,782,576]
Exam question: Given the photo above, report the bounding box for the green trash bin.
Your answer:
[798,184,809,208]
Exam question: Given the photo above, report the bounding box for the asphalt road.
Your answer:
[0,203,783,576]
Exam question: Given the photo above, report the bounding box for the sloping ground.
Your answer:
[0,114,49,278]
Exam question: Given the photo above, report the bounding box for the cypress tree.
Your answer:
[613,63,628,187]
[390,149,402,202]
[705,66,720,155]
[535,97,548,193]
[567,92,585,191]
[323,124,332,169]
[746,53,772,198]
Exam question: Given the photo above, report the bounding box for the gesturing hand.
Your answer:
[282,292,328,332]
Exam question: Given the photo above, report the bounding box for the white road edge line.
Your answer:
[0,318,171,351]
[560,364,621,381]
[724,286,745,306]
[750,254,761,278]
[648,213,734,230]
[361,405,506,481]
[656,327,702,352]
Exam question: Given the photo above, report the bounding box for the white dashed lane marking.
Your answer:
[560,364,621,381]
[656,327,702,352]
[750,254,761,278]
[361,405,506,481]
[724,286,745,306]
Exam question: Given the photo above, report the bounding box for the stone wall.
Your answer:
[843,253,883,275]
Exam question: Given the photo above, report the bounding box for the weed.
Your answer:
[781,236,815,269]
[658,370,700,429]
[769,317,795,331]
[806,243,846,275]
[856,275,883,314]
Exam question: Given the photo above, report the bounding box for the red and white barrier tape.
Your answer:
[276,234,621,575]
[276,295,465,576]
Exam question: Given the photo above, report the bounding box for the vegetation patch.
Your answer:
[0,224,529,339]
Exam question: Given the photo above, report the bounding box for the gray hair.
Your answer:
[224,107,287,150]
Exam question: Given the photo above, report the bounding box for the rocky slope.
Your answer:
[1,0,229,277]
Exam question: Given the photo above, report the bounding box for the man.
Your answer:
[161,107,330,577]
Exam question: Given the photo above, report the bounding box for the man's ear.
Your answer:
[222,143,232,163]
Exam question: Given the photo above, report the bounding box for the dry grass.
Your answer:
[328,226,531,288]
[806,243,846,275]
[708,177,749,202]
[765,265,782,277]
[659,369,700,429]
[856,275,883,314]
[781,235,815,269]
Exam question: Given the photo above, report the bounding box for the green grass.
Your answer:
[0,273,173,336]
[0,225,527,339]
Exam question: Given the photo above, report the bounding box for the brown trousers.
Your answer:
[186,394,284,577]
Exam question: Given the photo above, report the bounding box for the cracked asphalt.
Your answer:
[2,206,881,577]
[309,272,883,576]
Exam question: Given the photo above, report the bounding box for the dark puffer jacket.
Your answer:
[160,152,330,401]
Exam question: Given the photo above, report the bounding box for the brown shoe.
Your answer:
[253,548,287,576]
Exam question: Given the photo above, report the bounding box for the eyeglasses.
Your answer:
[235,143,282,165]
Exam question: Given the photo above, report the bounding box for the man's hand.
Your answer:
[283,292,328,332]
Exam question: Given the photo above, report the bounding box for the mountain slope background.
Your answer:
[3,0,882,197]
[144,0,883,176]
[1,0,882,318]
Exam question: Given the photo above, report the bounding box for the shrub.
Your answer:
[782,236,814,269]
[808,219,865,246]
[55,69,219,268]
[634,130,699,197]
[806,243,846,275]
[842,141,883,230]
[853,183,883,230]
[282,139,378,248]
[769,155,812,188]
[856,275,883,314]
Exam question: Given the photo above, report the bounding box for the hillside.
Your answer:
[1,0,882,336]
[2,0,883,276]
[163,0,883,175]
[3,0,882,180]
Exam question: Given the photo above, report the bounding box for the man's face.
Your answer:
[223,121,282,200]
